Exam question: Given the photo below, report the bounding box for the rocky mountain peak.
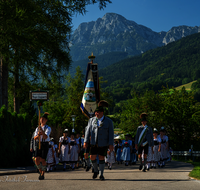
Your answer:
[70,13,200,61]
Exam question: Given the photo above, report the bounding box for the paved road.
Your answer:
[0,161,199,190]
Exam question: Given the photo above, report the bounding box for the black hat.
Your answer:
[95,106,104,112]
[42,112,49,119]
[95,100,109,112]
[140,113,148,122]
[160,126,165,132]
[63,129,68,133]
[98,100,109,107]
[153,128,158,133]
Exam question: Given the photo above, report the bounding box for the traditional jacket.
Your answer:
[84,116,114,147]
[135,125,154,147]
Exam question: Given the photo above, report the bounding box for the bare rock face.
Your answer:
[70,13,200,61]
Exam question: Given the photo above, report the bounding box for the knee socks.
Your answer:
[92,160,98,173]
[86,158,90,167]
[99,160,105,176]
[139,157,142,166]
[144,158,147,167]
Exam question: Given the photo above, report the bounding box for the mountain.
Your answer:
[70,13,200,61]
[98,32,200,102]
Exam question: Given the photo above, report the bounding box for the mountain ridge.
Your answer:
[70,13,200,61]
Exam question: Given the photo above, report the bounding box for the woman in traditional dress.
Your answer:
[105,144,115,170]
[152,128,161,168]
[116,139,123,164]
[59,129,71,171]
[51,138,59,170]
[121,134,132,166]
[158,127,168,167]
[46,140,55,172]
[69,133,79,170]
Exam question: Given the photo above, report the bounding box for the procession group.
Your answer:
[31,107,171,180]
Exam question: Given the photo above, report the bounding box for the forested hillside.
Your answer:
[69,51,129,76]
[99,32,200,102]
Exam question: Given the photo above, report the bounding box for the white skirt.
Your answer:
[105,151,115,164]
[60,144,70,162]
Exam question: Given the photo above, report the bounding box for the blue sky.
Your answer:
[72,0,200,32]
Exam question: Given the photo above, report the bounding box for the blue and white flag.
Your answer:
[80,62,100,118]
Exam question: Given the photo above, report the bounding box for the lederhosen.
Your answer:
[35,125,49,160]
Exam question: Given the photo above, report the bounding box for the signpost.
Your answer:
[30,89,49,149]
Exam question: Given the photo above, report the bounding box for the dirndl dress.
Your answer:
[121,140,132,161]
[105,148,115,164]
[152,137,161,162]
[158,135,168,161]
[46,141,55,166]
[116,143,122,162]
[59,136,70,162]
[69,140,79,163]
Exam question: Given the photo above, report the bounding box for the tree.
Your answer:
[0,0,112,111]
[118,88,200,150]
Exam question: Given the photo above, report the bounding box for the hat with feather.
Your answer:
[95,100,109,112]
[140,112,148,122]
[42,112,49,119]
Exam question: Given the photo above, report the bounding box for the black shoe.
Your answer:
[154,166,156,169]
[39,174,44,180]
[142,166,146,172]
[139,165,142,170]
[86,167,90,172]
[99,175,105,181]
[109,167,112,170]
[93,172,98,179]
[158,164,160,168]
[150,166,153,169]
[63,168,66,171]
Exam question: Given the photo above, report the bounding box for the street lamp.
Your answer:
[71,115,76,133]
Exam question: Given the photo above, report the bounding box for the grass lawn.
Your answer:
[172,157,200,180]
[189,161,200,180]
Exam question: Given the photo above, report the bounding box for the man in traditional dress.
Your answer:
[84,101,114,180]
[135,113,153,172]
[34,112,51,180]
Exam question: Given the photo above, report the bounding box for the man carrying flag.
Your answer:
[135,113,153,172]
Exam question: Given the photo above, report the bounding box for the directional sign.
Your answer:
[29,91,49,101]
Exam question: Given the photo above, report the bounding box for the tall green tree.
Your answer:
[119,88,200,150]
[0,0,112,111]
